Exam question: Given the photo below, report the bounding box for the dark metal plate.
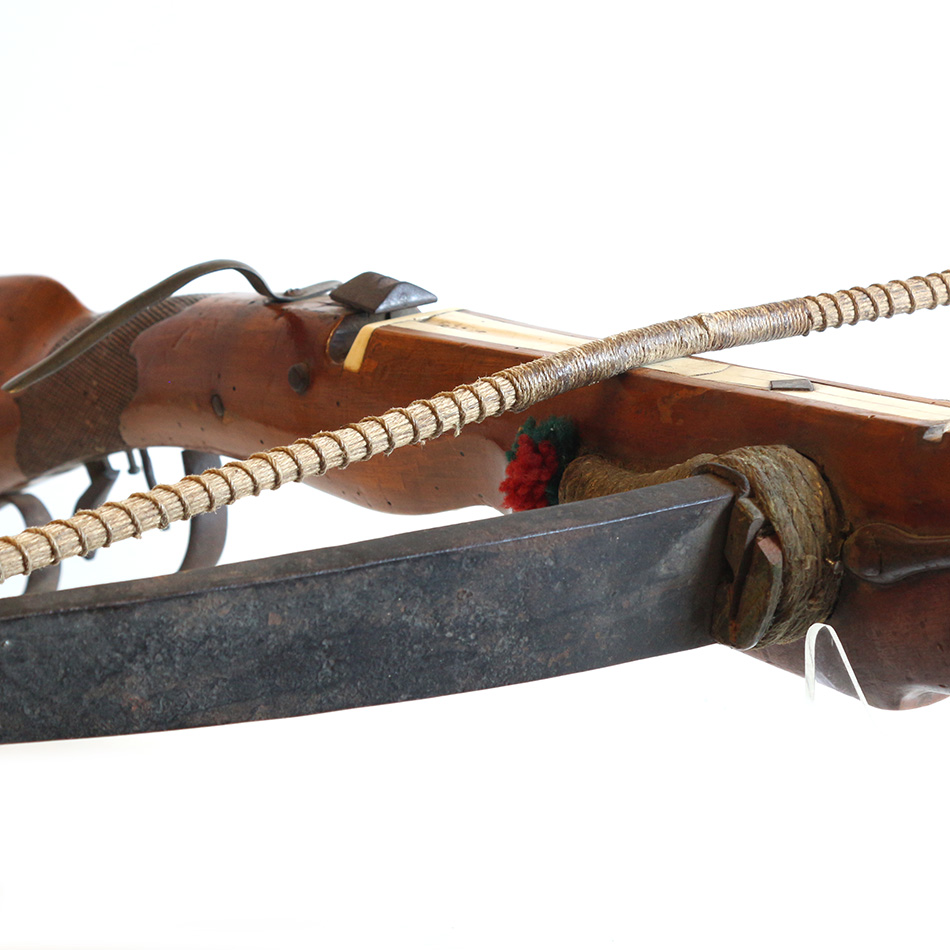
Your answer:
[0,476,734,744]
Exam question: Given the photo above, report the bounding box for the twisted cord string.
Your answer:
[1,268,947,583]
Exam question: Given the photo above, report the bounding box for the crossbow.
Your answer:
[1,261,949,743]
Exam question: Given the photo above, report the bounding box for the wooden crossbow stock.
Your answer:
[2,261,950,742]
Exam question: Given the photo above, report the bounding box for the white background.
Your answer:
[2,2,950,947]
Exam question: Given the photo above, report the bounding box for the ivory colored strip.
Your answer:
[352,310,950,427]
[343,309,583,372]
[342,311,454,373]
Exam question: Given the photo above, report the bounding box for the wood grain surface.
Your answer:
[4,282,950,708]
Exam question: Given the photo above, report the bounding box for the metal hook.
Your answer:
[2,260,340,393]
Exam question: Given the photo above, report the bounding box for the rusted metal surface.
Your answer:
[558,452,795,650]
[328,271,436,314]
[0,476,734,744]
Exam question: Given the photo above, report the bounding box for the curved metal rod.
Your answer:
[178,450,229,573]
[2,259,340,394]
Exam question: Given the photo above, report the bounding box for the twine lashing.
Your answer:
[0,268,947,584]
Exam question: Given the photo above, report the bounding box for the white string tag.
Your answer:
[804,623,868,705]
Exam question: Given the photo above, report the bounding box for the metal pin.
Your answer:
[769,377,814,392]
[922,423,948,443]
[288,362,311,394]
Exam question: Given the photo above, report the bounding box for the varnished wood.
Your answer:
[0,276,94,491]
[3,282,950,709]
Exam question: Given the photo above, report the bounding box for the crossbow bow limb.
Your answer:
[1,262,950,742]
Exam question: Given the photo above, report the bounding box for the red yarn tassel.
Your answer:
[499,435,560,511]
